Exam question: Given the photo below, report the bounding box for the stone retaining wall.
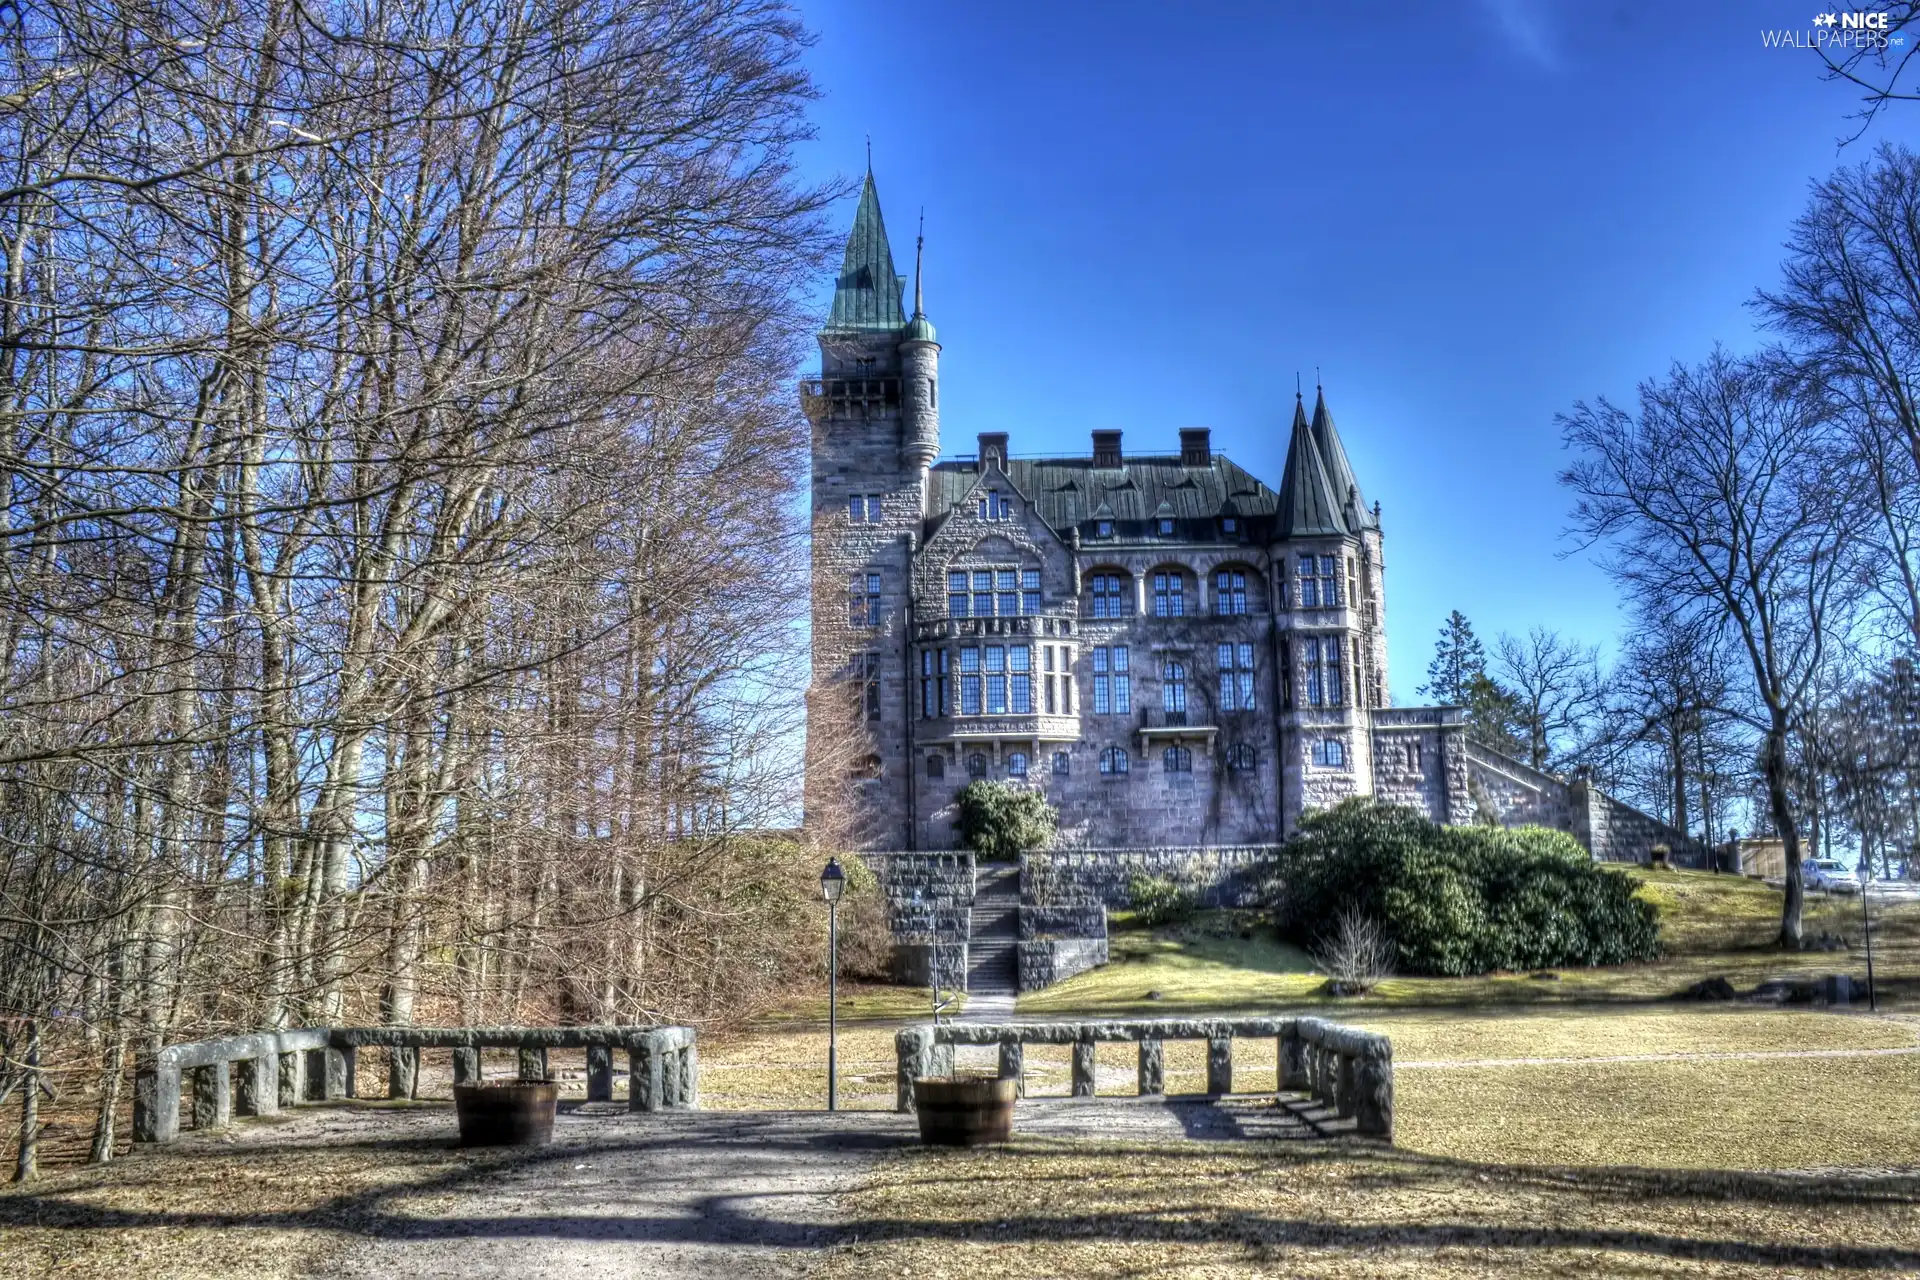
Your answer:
[1022,845,1276,908]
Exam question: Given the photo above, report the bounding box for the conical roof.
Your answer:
[1277,395,1348,537]
[825,171,907,332]
[1311,386,1377,530]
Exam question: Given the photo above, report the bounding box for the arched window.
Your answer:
[1311,738,1347,768]
[1099,747,1130,775]
[1007,751,1029,777]
[1152,570,1187,617]
[926,753,946,779]
[968,752,988,779]
[1214,568,1248,616]
[1162,745,1192,773]
[1227,743,1256,771]
[1052,751,1071,775]
[1089,571,1130,618]
[1162,661,1187,717]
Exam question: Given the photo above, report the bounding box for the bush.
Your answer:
[1315,907,1396,994]
[1265,799,1660,976]
[954,780,1057,860]
[1127,873,1196,927]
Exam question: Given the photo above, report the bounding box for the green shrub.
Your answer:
[1264,798,1660,976]
[1127,873,1196,927]
[954,780,1057,860]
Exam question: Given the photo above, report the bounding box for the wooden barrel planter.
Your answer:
[912,1075,1016,1146]
[452,1080,559,1147]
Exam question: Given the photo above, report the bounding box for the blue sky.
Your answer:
[790,0,1917,700]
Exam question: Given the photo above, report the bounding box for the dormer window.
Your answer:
[1221,517,1237,534]
[1158,518,1175,536]
[1095,519,1113,538]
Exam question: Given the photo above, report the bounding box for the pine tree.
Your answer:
[1420,610,1486,705]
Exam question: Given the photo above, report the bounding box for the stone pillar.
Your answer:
[894,1026,934,1113]
[931,1042,955,1076]
[518,1045,548,1081]
[1279,1028,1308,1092]
[237,1053,279,1117]
[278,1051,305,1108]
[1352,1054,1394,1140]
[630,1041,664,1113]
[1335,1053,1356,1119]
[388,1046,416,1099]
[192,1062,231,1130]
[677,1042,698,1108]
[997,1040,1025,1098]
[586,1045,614,1102]
[324,1045,355,1099]
[1206,1036,1233,1096]
[1071,1038,1096,1097]
[1137,1037,1164,1096]
[452,1047,481,1086]
[133,1061,181,1143]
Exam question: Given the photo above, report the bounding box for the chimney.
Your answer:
[978,432,1008,468]
[1179,427,1211,467]
[1092,430,1123,469]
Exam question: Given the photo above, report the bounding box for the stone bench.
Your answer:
[134,1025,698,1145]
[894,1016,1393,1140]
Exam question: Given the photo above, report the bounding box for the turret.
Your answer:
[900,213,940,476]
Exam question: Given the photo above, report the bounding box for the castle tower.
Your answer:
[803,169,932,848]
[1273,389,1380,833]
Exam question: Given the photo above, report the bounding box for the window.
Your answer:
[1052,751,1070,775]
[959,647,982,715]
[1044,646,1056,713]
[1346,556,1359,611]
[1312,738,1347,768]
[1090,572,1129,618]
[926,753,945,779]
[999,494,1012,519]
[1296,557,1318,609]
[1099,747,1130,775]
[1162,660,1187,715]
[1163,745,1192,772]
[1092,645,1130,714]
[1305,636,1342,708]
[1404,740,1422,769]
[1214,569,1248,616]
[985,645,1007,714]
[1095,519,1114,538]
[1318,555,1340,607]
[1010,644,1032,713]
[997,569,1018,618]
[1007,751,1028,777]
[920,649,949,717]
[1022,569,1041,615]
[849,572,881,626]
[978,490,1012,521]
[847,494,879,523]
[1222,517,1238,535]
[1218,643,1256,712]
[968,752,988,778]
[1158,517,1175,536]
[1227,743,1256,771]
[1152,571,1185,618]
[948,571,968,618]
[851,652,880,720]
[973,570,993,618]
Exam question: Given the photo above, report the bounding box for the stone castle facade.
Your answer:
[804,171,1692,861]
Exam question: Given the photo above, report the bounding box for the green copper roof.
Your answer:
[1311,386,1376,530]
[926,453,1277,534]
[826,172,907,333]
[1277,396,1348,537]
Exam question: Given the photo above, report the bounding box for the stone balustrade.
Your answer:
[894,1016,1393,1140]
[133,1024,698,1145]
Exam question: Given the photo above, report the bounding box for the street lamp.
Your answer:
[820,857,846,1111]
[1858,857,1879,1013]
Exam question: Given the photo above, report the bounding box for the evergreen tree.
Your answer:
[1420,610,1487,705]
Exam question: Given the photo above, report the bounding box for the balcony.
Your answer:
[1135,707,1217,745]
[800,375,900,421]
[918,713,1082,744]
[914,610,1078,643]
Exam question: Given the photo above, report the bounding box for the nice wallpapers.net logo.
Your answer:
[1762,11,1905,48]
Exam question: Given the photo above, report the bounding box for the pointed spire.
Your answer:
[903,206,937,344]
[1310,382,1377,530]
[1277,393,1348,538]
[826,169,907,333]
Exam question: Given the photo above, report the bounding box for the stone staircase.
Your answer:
[965,862,1020,999]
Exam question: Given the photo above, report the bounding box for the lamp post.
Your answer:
[1858,857,1879,1013]
[820,857,846,1111]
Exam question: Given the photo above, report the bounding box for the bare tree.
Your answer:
[1492,627,1603,772]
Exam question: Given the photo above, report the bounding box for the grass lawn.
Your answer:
[1019,870,1920,1017]
[816,1005,1920,1278]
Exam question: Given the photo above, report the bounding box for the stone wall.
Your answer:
[859,851,975,986]
[1369,706,1469,824]
[1023,846,1276,909]
[1577,781,1709,867]
[1017,937,1108,990]
[1458,741,1709,865]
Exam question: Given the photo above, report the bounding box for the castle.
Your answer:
[804,171,1692,862]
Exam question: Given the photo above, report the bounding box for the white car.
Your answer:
[1803,858,1859,893]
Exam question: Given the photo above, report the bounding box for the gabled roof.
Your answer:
[1311,386,1376,530]
[927,453,1279,534]
[825,172,907,333]
[1277,396,1348,537]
